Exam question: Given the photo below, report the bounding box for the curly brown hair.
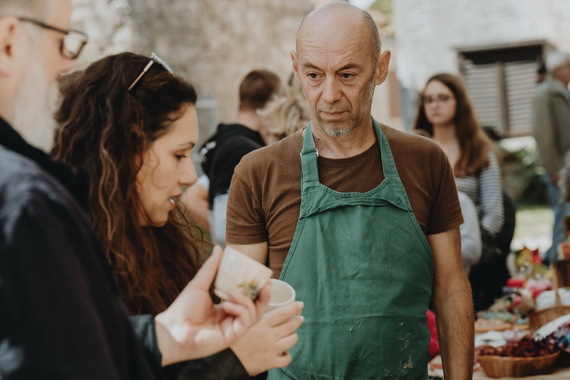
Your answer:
[52,52,205,315]
[413,73,493,177]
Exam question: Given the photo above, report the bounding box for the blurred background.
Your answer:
[68,0,570,250]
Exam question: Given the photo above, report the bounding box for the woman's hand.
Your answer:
[154,246,270,366]
[230,301,304,375]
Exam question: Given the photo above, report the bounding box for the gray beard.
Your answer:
[12,56,59,152]
[323,122,357,138]
[319,80,376,138]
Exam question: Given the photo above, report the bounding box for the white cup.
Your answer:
[214,246,273,301]
[266,279,296,312]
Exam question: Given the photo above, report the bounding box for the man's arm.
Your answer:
[229,242,269,265]
[428,228,474,380]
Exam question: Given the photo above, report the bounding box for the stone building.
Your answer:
[392,0,570,136]
[71,0,313,151]
[69,0,402,153]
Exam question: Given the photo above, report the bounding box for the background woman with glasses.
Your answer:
[52,52,303,379]
[413,73,512,312]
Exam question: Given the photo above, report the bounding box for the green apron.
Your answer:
[269,119,433,380]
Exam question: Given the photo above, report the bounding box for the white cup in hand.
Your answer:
[214,246,273,301]
[266,279,296,312]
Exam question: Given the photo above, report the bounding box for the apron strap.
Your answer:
[300,122,320,184]
[301,118,404,196]
[373,118,398,180]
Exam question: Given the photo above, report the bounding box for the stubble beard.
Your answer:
[316,77,376,139]
[320,116,358,138]
[12,52,59,152]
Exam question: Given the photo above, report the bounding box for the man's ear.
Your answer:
[291,50,299,82]
[0,17,22,76]
[374,50,391,86]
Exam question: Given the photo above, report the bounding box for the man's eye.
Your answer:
[341,73,353,79]
[175,154,188,160]
[308,73,319,79]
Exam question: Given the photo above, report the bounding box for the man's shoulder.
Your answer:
[0,145,46,187]
[535,78,568,98]
[534,81,552,97]
[0,146,73,216]
[381,124,443,155]
[241,130,301,164]
[233,131,302,181]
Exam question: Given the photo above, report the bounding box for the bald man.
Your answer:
[0,1,267,377]
[227,2,474,379]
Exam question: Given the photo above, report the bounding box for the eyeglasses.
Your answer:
[422,94,454,106]
[18,17,88,60]
[128,52,174,91]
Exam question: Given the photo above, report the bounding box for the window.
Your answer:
[458,42,551,137]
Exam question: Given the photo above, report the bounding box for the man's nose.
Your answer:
[322,77,341,104]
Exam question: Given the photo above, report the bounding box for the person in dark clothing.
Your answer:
[199,69,281,246]
[52,52,303,379]
[0,1,268,378]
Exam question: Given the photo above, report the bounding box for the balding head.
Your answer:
[297,2,381,66]
[290,1,390,141]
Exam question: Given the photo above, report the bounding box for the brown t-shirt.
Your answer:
[227,124,463,277]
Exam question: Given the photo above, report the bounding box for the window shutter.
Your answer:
[504,61,537,137]
[463,60,506,135]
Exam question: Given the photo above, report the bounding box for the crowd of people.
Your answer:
[1,0,569,379]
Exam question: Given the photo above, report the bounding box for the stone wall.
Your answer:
[71,0,133,59]
[68,0,405,147]
[71,0,313,147]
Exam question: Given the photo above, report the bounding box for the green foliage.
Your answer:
[501,145,549,206]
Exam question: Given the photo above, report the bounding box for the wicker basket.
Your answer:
[476,352,560,378]
[529,265,570,331]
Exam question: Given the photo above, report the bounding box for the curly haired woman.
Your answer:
[53,52,303,379]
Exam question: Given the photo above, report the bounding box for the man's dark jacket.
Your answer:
[0,118,247,379]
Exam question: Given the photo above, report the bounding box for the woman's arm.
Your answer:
[478,150,504,236]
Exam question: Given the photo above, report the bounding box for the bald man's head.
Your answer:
[290,2,390,139]
[296,2,381,66]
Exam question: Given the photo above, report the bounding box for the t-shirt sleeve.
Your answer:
[427,147,464,235]
[226,155,269,245]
